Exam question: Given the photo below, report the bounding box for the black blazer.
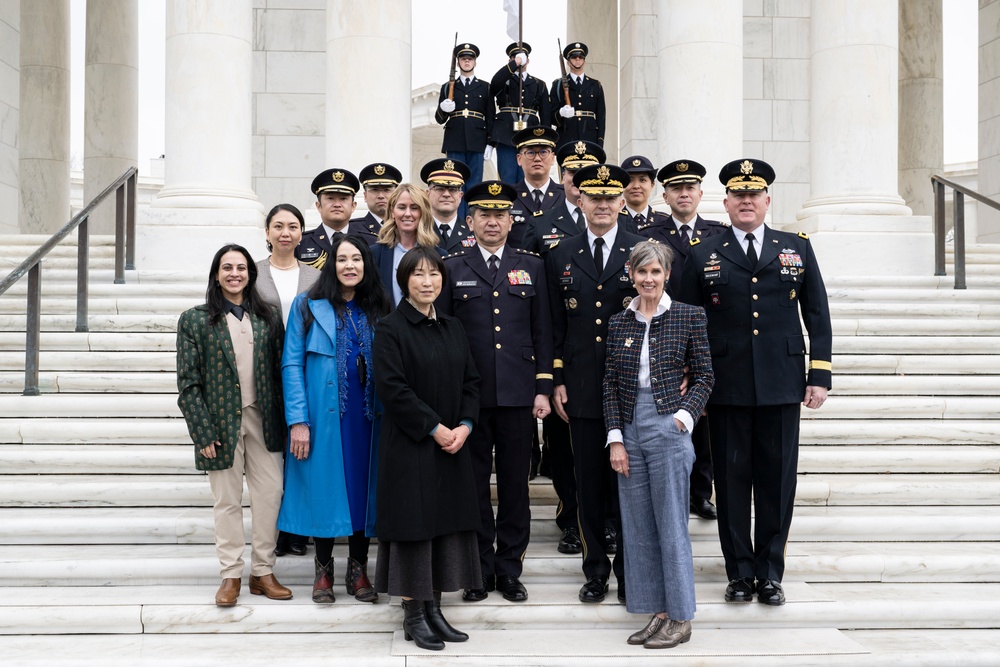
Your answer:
[370,242,447,309]
[523,205,583,255]
[435,218,476,255]
[434,77,494,153]
[549,74,606,146]
[509,179,565,250]
[348,213,382,244]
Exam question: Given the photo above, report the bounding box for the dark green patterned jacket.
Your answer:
[176,304,286,471]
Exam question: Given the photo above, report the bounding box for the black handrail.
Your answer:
[931,174,1000,290]
[0,167,138,395]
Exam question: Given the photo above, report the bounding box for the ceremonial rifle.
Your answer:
[515,0,525,131]
[447,32,458,101]
[557,38,571,106]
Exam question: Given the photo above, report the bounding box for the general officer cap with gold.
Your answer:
[573,163,630,196]
[658,159,707,186]
[621,155,656,179]
[465,180,518,210]
[420,158,471,187]
[563,42,588,59]
[454,43,480,58]
[358,163,401,188]
[719,158,775,192]
[557,140,605,171]
[506,42,532,57]
[311,168,360,196]
[513,126,559,151]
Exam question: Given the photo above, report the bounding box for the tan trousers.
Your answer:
[207,404,284,578]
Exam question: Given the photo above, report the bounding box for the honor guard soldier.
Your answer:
[296,168,360,269]
[490,42,552,185]
[676,159,832,607]
[550,42,606,146]
[546,163,643,604]
[348,163,402,243]
[437,180,554,604]
[508,126,565,250]
[420,158,476,255]
[618,155,668,232]
[435,43,492,193]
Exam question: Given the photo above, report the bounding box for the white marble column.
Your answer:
[898,0,942,218]
[84,0,138,235]
[656,0,742,216]
[980,0,1000,243]
[567,0,618,161]
[143,0,262,270]
[18,0,71,234]
[326,0,411,178]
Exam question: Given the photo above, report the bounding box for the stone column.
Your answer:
[898,0,943,218]
[84,0,138,235]
[656,0,742,216]
[567,0,618,161]
[143,0,262,270]
[18,0,71,234]
[980,0,1000,243]
[326,0,411,178]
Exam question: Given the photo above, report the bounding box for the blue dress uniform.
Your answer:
[437,181,553,602]
[420,158,477,255]
[545,164,642,601]
[549,43,606,146]
[507,126,565,250]
[676,159,832,605]
[348,163,401,244]
[435,43,492,191]
[490,43,552,184]
[296,168,361,270]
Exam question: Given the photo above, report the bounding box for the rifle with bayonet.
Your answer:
[514,0,526,131]
[448,32,458,101]
[557,38,571,107]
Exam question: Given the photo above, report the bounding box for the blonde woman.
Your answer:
[370,184,445,306]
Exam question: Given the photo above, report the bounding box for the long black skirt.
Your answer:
[374,530,481,600]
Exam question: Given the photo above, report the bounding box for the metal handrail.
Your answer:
[0,167,138,395]
[931,174,1000,290]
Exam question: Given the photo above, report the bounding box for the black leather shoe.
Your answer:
[724,577,755,603]
[579,576,609,603]
[617,580,626,603]
[274,532,289,557]
[557,526,582,554]
[496,575,528,602]
[462,574,495,602]
[756,579,786,606]
[528,460,538,481]
[690,497,718,520]
[604,526,617,555]
[287,536,307,556]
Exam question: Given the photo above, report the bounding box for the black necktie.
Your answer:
[532,190,543,208]
[634,213,645,227]
[573,208,585,232]
[230,305,244,321]
[593,237,605,275]
[745,233,758,266]
[488,255,499,278]
[439,224,450,245]
[681,225,692,242]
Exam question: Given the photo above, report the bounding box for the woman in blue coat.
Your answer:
[278,235,391,603]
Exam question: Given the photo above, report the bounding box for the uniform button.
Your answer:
[493,291,499,297]
[521,291,526,296]
[596,336,602,342]
[496,343,502,349]
[753,329,759,335]
[595,319,602,325]
[595,301,602,307]
[463,293,468,299]
[752,277,758,283]
[495,326,501,332]
[597,285,603,291]
[494,309,500,314]
[753,312,759,318]
[752,294,759,300]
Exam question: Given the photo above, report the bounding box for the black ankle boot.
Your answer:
[424,591,469,642]
[402,598,444,650]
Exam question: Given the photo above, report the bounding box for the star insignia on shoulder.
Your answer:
[515,248,540,257]
[798,231,810,239]
[443,250,466,260]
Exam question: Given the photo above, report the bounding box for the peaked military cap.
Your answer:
[454,43,480,58]
[558,141,606,171]
[312,168,360,196]
[513,126,559,150]
[563,42,588,59]
[466,180,517,210]
[658,159,707,186]
[719,158,775,192]
[420,158,471,187]
[621,155,656,178]
[358,163,401,188]
[506,42,532,57]
[574,163,629,196]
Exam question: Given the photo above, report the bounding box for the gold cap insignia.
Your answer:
[533,128,545,137]
[575,141,586,155]
[740,160,754,175]
[597,165,610,181]
[488,183,502,196]
[333,171,345,182]
[464,43,470,49]
[632,159,641,167]
[444,159,455,171]
[677,163,689,172]
[374,165,385,176]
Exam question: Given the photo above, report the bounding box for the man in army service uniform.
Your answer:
[420,157,476,255]
[507,126,565,250]
[550,42,606,147]
[490,43,552,185]
[296,168,360,269]
[348,162,401,243]
[435,43,493,193]
[437,180,553,604]
[676,158,832,608]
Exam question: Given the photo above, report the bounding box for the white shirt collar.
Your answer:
[321,222,346,239]
[529,181,550,196]
[672,215,696,231]
[435,216,458,229]
[478,244,505,264]
[564,200,579,217]
[625,205,650,219]
[587,224,619,250]
[627,290,672,322]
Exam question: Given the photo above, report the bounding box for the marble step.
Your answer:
[2,473,996,508]
[1,541,998,586]
[831,375,1000,393]
[0,314,179,332]
[0,331,176,351]
[2,505,996,545]
[828,302,1000,318]
[0,371,174,393]
[827,273,1000,288]
[2,444,996,476]
[827,286,1000,303]
[0,296,199,315]
[832,318,1000,335]
[0,280,204,298]
[0,351,176,371]
[835,354,1000,374]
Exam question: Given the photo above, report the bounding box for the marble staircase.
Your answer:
[2,234,1000,664]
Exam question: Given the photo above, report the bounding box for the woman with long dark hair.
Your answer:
[277,234,391,604]
[176,244,292,607]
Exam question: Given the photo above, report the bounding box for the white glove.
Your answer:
[439,99,456,113]
[514,52,528,67]
[559,105,575,118]
[484,146,495,161]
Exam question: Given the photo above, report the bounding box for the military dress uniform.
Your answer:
[347,162,402,243]
[507,127,565,250]
[549,43,606,146]
[435,43,493,191]
[296,168,361,269]
[676,159,832,605]
[546,164,642,601]
[490,43,552,184]
[420,157,477,255]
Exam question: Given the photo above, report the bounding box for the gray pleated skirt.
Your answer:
[374,530,482,601]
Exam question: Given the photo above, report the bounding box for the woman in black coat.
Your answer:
[373,246,481,651]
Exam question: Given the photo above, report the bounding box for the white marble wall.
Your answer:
[618,0,659,162]
[568,0,619,162]
[0,1,18,234]
[980,0,1000,243]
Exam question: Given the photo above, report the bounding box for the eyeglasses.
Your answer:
[520,149,553,159]
[430,185,463,193]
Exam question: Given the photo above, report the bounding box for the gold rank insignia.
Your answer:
[533,128,546,136]
[488,183,502,196]
[677,162,688,172]
[374,164,386,175]
[444,159,455,171]
[798,231,810,239]
[740,160,754,175]
[333,171,345,182]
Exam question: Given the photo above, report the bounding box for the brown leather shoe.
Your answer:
[644,619,692,649]
[249,573,293,600]
[345,556,378,603]
[215,578,240,607]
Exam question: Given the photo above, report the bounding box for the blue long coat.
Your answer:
[278,294,380,538]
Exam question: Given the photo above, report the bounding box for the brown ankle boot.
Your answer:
[345,556,378,603]
[312,557,335,604]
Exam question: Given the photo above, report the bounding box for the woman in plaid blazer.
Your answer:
[603,240,714,649]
